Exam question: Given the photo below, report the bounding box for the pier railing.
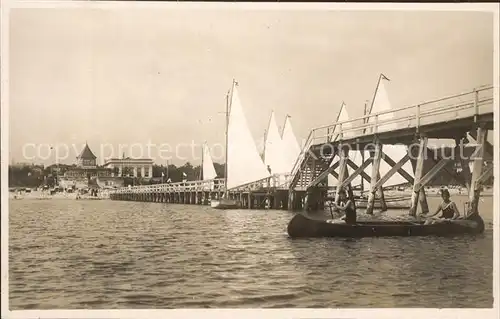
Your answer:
[110,178,225,194]
[109,173,293,195]
[289,85,494,182]
[228,173,293,192]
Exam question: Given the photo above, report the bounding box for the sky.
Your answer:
[8,8,494,166]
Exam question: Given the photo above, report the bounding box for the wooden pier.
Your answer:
[109,174,295,210]
[288,85,494,217]
[110,85,494,215]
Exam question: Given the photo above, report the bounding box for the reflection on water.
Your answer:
[9,196,493,309]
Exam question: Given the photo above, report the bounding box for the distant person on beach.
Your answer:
[332,189,356,224]
[423,189,460,224]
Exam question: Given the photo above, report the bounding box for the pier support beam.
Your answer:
[467,125,488,216]
[305,187,322,212]
[334,144,349,204]
[414,158,453,192]
[409,135,428,217]
[457,138,473,192]
[373,154,410,190]
[366,141,383,215]
[468,129,493,158]
[339,158,373,189]
[248,192,253,209]
[378,152,415,187]
[287,190,294,211]
[345,159,372,186]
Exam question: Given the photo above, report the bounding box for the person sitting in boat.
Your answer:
[332,189,356,224]
[423,189,460,224]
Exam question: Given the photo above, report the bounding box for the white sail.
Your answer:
[367,79,396,133]
[365,76,414,187]
[333,102,354,138]
[202,142,218,180]
[264,111,289,174]
[328,103,362,187]
[281,115,302,172]
[226,84,271,189]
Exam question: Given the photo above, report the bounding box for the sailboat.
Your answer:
[211,80,271,209]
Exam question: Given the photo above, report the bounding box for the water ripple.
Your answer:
[9,196,493,309]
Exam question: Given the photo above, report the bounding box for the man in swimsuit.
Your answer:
[423,189,460,224]
[332,189,356,224]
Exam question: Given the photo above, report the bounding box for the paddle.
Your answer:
[328,201,335,219]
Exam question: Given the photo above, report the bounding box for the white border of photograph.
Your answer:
[1,1,498,319]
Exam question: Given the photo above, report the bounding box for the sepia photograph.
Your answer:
[1,1,498,317]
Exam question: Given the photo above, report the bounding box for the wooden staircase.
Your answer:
[289,145,334,191]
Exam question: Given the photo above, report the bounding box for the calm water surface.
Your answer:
[9,196,493,309]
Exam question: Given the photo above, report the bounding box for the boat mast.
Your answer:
[166,160,169,181]
[224,91,229,196]
[224,79,236,197]
[331,102,344,142]
[361,100,368,193]
[200,143,204,180]
[263,111,274,163]
[262,129,267,162]
[364,73,390,133]
[368,73,383,116]
[281,114,289,139]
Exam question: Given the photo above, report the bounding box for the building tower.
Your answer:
[76,142,97,168]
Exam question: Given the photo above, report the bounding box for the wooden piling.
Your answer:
[366,140,383,215]
[467,125,488,216]
[409,135,428,216]
[334,144,349,204]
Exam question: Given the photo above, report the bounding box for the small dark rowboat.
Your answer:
[287,213,485,238]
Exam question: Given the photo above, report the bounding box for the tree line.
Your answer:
[8,162,226,188]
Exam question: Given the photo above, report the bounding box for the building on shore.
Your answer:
[103,157,154,179]
[63,143,113,179]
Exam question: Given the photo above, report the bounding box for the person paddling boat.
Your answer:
[331,189,357,224]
